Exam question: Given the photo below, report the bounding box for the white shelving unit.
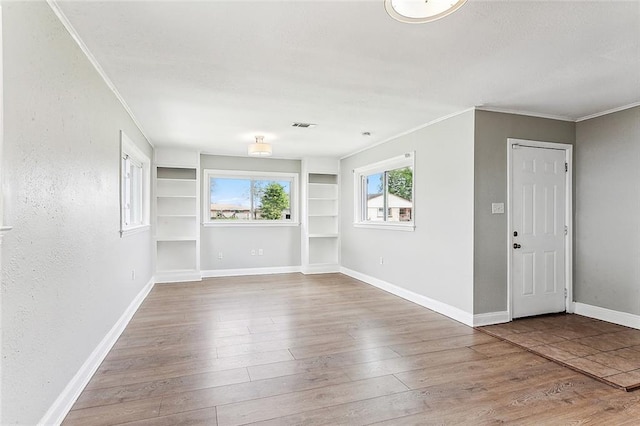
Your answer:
[154,149,201,283]
[301,158,340,274]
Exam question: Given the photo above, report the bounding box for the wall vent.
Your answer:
[291,122,317,128]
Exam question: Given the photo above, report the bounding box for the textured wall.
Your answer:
[473,110,575,314]
[1,3,153,424]
[200,155,301,271]
[340,110,475,314]
[575,106,640,314]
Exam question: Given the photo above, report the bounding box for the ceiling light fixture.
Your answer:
[384,0,467,24]
[248,135,272,157]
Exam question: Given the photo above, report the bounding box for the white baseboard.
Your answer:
[340,267,474,327]
[473,311,510,327]
[573,302,640,330]
[154,270,202,284]
[39,277,155,426]
[301,263,340,275]
[201,266,301,278]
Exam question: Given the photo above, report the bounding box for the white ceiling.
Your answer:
[56,0,640,159]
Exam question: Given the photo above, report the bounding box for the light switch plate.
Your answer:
[491,203,505,214]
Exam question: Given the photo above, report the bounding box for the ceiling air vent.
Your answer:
[291,122,317,128]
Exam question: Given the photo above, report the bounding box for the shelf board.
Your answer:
[308,233,339,238]
[157,178,197,183]
[308,214,338,217]
[156,237,198,242]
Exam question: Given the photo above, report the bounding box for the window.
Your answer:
[203,169,298,226]
[120,131,150,236]
[354,152,414,230]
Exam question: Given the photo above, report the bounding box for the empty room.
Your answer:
[2,0,640,424]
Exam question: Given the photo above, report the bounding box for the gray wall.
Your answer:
[1,2,153,424]
[341,110,476,313]
[200,155,301,271]
[574,106,640,314]
[473,110,575,314]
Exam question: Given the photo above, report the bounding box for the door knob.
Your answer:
[513,243,521,249]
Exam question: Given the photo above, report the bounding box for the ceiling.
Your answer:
[55,0,640,159]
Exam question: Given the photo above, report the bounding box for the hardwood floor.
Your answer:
[63,273,640,425]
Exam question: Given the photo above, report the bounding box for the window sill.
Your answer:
[120,224,151,237]
[353,222,415,232]
[203,222,300,228]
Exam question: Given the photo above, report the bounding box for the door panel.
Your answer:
[512,146,566,318]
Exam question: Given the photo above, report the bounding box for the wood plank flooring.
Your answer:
[63,273,640,425]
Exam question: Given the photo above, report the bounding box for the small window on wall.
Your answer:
[120,131,150,236]
[203,169,298,226]
[354,152,414,230]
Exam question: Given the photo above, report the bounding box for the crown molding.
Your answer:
[46,0,153,148]
[475,106,575,122]
[341,107,475,160]
[576,101,640,122]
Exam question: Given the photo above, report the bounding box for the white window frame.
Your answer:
[120,131,150,237]
[203,169,299,227]
[353,152,415,231]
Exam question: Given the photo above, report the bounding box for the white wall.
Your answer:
[575,106,640,315]
[1,3,153,424]
[340,111,475,314]
[200,154,301,272]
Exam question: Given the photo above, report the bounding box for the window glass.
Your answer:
[204,170,297,224]
[365,172,384,221]
[128,159,143,226]
[386,166,413,222]
[120,131,150,235]
[354,153,414,229]
[210,178,252,220]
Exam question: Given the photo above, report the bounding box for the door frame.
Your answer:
[507,138,574,321]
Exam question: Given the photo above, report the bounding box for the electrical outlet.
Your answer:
[379,257,384,265]
[218,252,223,260]
[251,249,256,256]
[258,249,263,256]
[131,269,136,280]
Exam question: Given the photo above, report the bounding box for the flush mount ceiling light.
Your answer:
[384,0,467,24]
[247,135,272,157]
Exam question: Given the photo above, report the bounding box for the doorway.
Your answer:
[507,138,573,319]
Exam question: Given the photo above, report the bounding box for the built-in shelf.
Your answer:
[302,161,340,274]
[154,157,201,283]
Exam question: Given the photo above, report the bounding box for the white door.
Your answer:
[511,145,567,318]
